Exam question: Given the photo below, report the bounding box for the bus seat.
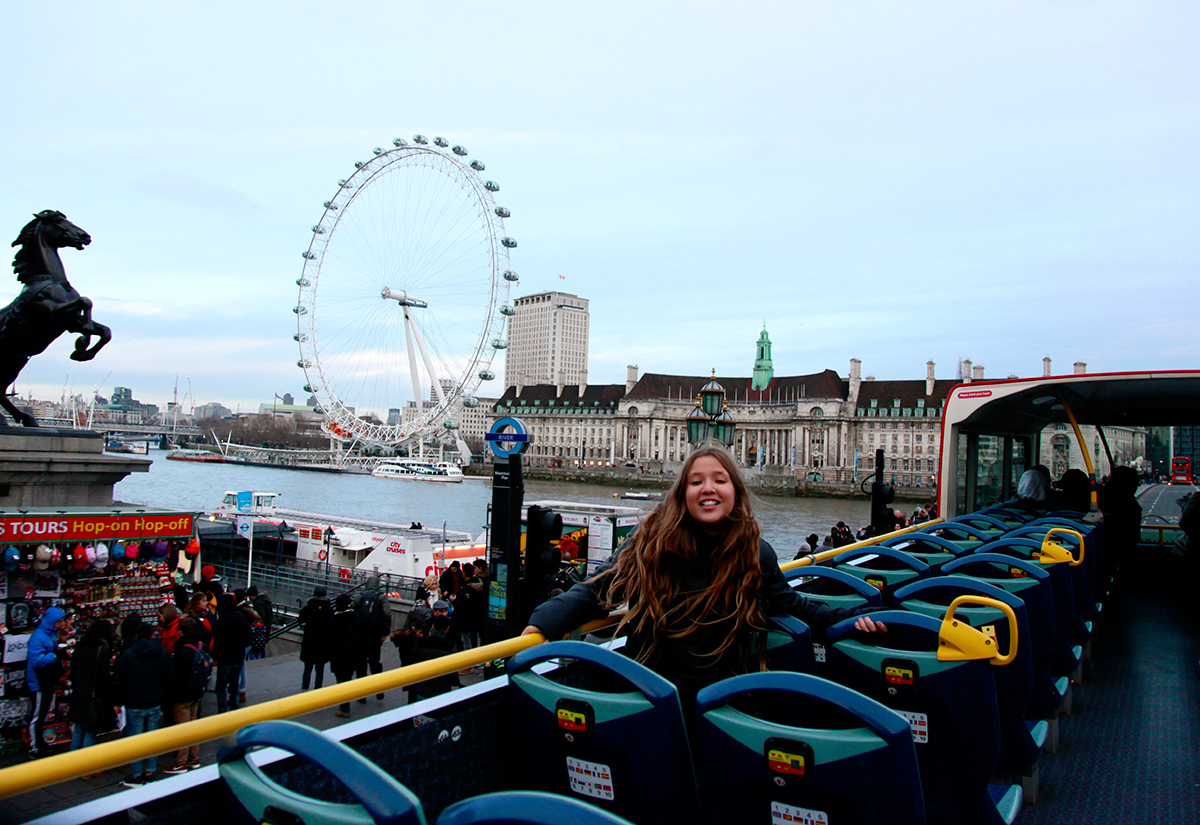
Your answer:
[880,533,968,572]
[942,554,1069,721]
[759,614,815,674]
[218,720,427,825]
[505,641,696,825]
[918,521,993,554]
[953,513,1018,534]
[892,576,1047,790]
[832,546,931,604]
[437,792,635,825]
[978,536,1087,668]
[694,671,925,825]
[785,567,883,673]
[826,610,1022,825]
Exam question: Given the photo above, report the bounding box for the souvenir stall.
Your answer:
[0,507,196,754]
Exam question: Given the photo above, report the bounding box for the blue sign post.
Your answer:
[485,418,531,645]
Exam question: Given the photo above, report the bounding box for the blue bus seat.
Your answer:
[942,554,1069,720]
[832,546,931,604]
[826,609,1021,825]
[978,507,1039,527]
[437,792,635,825]
[505,641,696,825]
[918,521,993,554]
[218,720,427,825]
[1026,517,1109,616]
[953,513,1018,535]
[694,671,925,825]
[977,536,1086,670]
[892,577,1046,780]
[759,614,815,674]
[880,533,968,573]
[785,567,883,672]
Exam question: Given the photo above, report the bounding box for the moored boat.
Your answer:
[165,448,225,463]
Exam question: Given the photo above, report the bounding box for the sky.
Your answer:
[2,2,1197,417]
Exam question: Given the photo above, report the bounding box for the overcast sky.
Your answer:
[2,2,1197,416]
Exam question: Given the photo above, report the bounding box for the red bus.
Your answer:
[1171,456,1192,484]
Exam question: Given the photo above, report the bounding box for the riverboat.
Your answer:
[371,458,465,482]
[103,440,148,455]
[10,370,1200,825]
[164,447,225,463]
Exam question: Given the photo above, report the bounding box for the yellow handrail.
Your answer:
[0,633,547,800]
[938,595,1018,666]
[779,519,944,572]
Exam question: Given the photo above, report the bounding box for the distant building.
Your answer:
[195,402,233,420]
[504,290,589,390]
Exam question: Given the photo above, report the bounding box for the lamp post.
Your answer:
[686,370,737,449]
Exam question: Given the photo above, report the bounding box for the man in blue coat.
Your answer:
[26,606,68,758]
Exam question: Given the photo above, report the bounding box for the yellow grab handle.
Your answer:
[1040,528,1085,567]
[938,595,1018,666]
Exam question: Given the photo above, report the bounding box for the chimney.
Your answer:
[1043,357,1052,377]
[626,365,638,395]
[556,370,565,398]
[926,360,935,397]
[972,364,984,381]
[849,358,862,404]
[1074,361,1087,375]
[962,359,973,383]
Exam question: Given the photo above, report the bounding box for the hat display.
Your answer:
[184,536,201,557]
[95,543,109,566]
[3,546,18,571]
[34,544,51,570]
[18,545,34,569]
[84,544,97,566]
[124,541,140,561]
[112,541,126,561]
[153,539,168,558]
[71,544,87,570]
[49,545,61,566]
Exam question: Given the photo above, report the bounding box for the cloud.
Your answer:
[133,173,261,212]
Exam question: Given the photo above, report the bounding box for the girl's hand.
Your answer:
[520,626,544,637]
[854,615,887,633]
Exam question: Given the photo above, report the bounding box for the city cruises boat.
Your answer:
[371,458,464,482]
[164,447,225,463]
[12,371,1200,825]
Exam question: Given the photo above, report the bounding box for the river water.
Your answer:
[113,454,877,557]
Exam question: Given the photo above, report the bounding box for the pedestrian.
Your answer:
[523,445,884,708]
[113,622,171,786]
[26,606,69,758]
[439,561,464,605]
[416,574,439,608]
[792,537,813,560]
[247,584,274,658]
[330,594,367,718]
[408,614,459,701]
[158,603,182,654]
[299,586,333,691]
[116,612,143,658]
[211,593,250,713]
[68,619,115,757]
[355,576,390,701]
[185,591,214,642]
[164,617,209,773]
[232,588,261,706]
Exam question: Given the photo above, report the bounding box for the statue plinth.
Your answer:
[0,427,150,507]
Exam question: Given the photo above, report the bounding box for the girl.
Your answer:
[524,445,883,700]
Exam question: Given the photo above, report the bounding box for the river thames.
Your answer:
[113,454,888,556]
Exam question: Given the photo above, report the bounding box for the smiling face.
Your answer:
[684,455,737,532]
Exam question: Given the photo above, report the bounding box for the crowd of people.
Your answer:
[27,568,274,787]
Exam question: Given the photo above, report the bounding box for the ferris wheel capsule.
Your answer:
[433,136,448,147]
[494,206,510,218]
[470,160,485,171]
[503,270,519,281]
[324,201,339,210]
[479,370,496,381]
[501,237,517,248]
[499,304,515,316]
[462,396,480,408]
[444,419,459,429]
[491,338,508,349]
[413,134,428,144]
[485,181,500,192]
[451,145,467,156]
[393,138,408,147]
[373,147,384,155]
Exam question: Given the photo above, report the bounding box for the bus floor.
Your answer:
[1018,580,1200,825]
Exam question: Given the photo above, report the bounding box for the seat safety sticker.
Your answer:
[811,643,826,663]
[895,710,929,743]
[770,801,829,824]
[567,756,614,800]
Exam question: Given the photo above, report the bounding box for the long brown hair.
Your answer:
[597,444,767,665]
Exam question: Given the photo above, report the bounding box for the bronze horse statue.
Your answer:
[1,210,110,427]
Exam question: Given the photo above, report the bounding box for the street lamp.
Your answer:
[687,370,736,448]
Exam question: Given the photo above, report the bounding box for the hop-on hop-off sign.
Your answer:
[485,416,532,458]
[0,510,194,543]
